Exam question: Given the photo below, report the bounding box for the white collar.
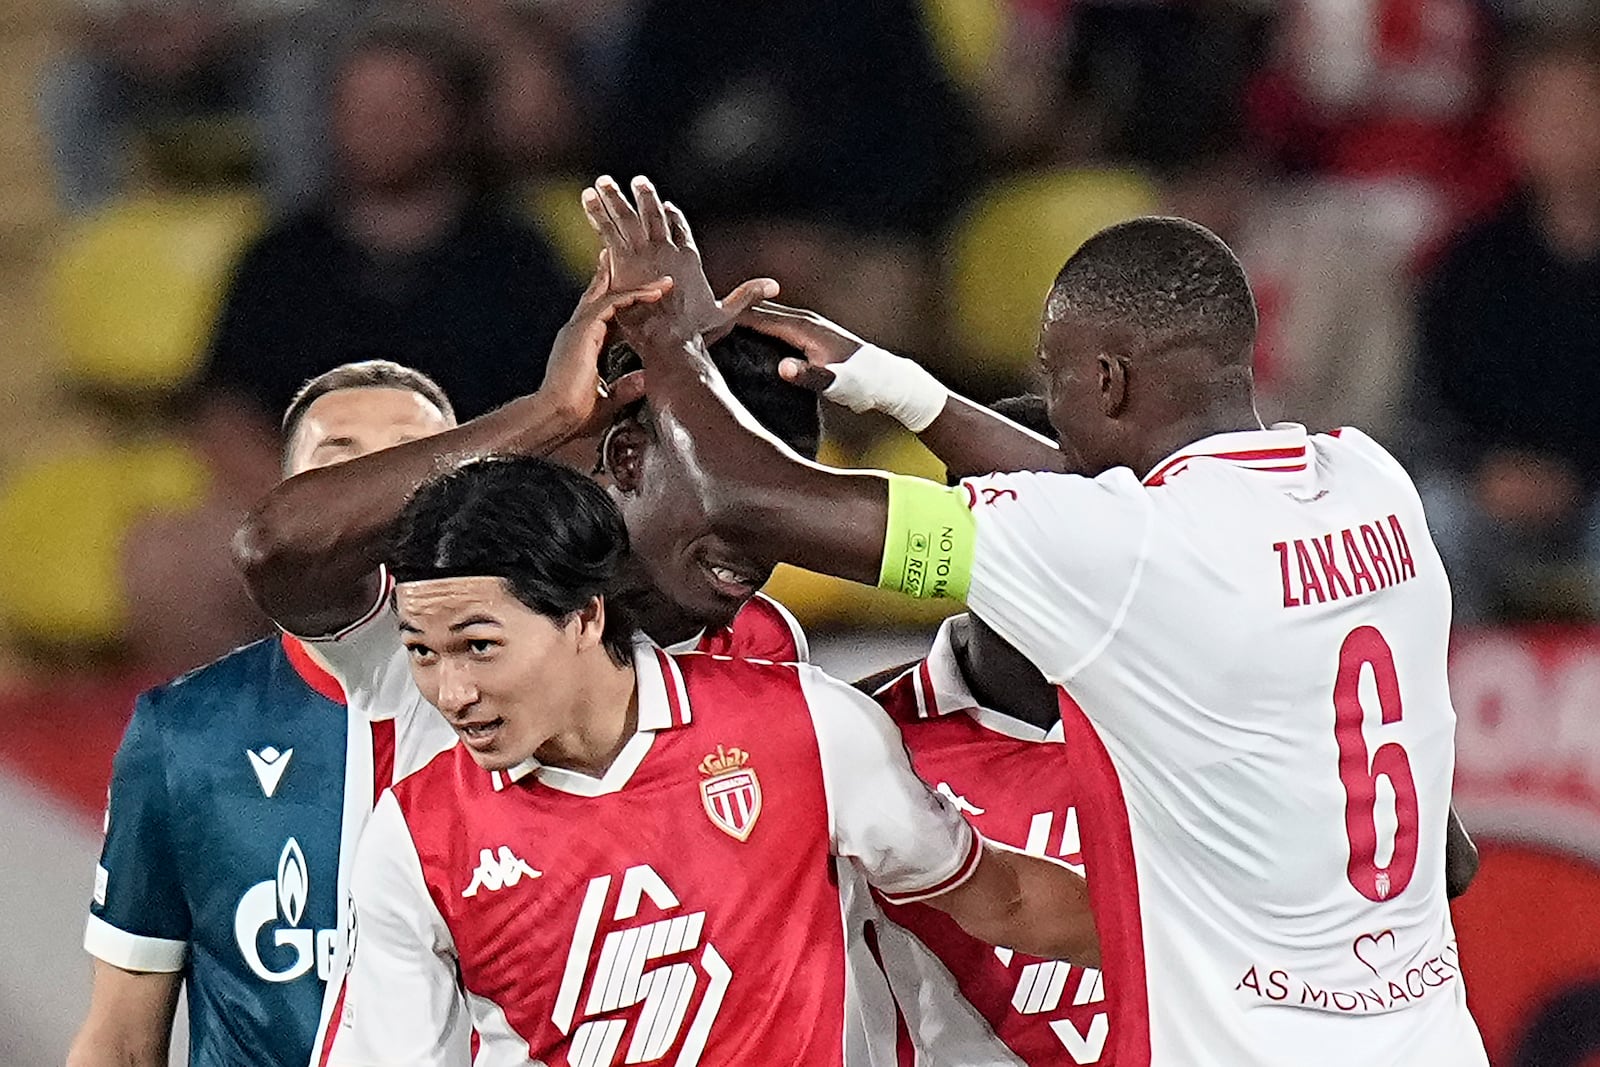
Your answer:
[914,617,1062,744]
[1142,423,1311,489]
[491,639,692,797]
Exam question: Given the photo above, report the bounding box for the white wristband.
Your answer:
[822,344,949,433]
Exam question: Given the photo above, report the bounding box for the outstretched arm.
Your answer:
[588,176,897,586]
[741,301,1063,480]
[233,256,669,636]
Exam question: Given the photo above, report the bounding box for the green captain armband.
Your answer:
[879,474,976,601]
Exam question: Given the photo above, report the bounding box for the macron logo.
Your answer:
[462,846,541,898]
[247,746,293,798]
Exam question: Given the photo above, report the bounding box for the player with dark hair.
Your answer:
[584,175,1488,1067]
[68,361,459,1067]
[321,454,1098,1066]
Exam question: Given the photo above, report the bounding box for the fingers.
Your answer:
[737,303,816,345]
[719,278,781,319]
[580,248,612,301]
[593,175,645,248]
[606,369,647,408]
[597,277,674,320]
[632,176,671,245]
[663,201,696,253]
[777,358,837,394]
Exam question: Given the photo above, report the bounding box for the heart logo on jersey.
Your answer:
[1352,929,1398,977]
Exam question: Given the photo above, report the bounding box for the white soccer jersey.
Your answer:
[962,424,1487,1067]
[323,644,980,1067]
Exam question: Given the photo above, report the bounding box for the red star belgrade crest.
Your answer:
[698,745,762,842]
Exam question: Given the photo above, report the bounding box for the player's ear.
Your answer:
[570,596,605,652]
[602,419,649,494]
[1097,353,1130,418]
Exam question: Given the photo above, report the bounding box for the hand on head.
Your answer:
[539,249,664,437]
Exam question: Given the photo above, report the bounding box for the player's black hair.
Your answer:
[1047,216,1257,362]
[281,359,455,448]
[388,455,637,665]
[989,394,1058,442]
[603,326,822,460]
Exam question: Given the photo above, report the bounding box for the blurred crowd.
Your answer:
[8,0,1600,678]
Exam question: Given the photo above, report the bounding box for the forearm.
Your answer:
[921,395,1064,481]
[234,392,587,635]
[67,963,179,1067]
[938,845,1100,967]
[642,329,890,586]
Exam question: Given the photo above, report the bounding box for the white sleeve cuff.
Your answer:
[877,828,984,905]
[84,915,187,972]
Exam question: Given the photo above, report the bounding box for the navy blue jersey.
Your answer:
[87,634,374,1067]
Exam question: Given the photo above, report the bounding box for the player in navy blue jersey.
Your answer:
[67,361,459,1067]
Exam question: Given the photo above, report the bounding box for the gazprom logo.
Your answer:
[234,838,338,983]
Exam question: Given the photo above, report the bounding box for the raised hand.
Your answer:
[581,175,775,343]
[737,301,868,394]
[538,249,670,437]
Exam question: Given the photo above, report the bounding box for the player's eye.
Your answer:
[466,639,497,656]
[404,642,437,664]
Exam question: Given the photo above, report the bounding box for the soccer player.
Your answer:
[68,361,458,1067]
[321,455,1099,1066]
[585,175,1489,1066]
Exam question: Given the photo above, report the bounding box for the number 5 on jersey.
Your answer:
[554,864,731,1067]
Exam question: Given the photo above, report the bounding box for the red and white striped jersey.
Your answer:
[299,581,811,1060]
[859,617,1113,1067]
[962,424,1488,1067]
[324,643,980,1067]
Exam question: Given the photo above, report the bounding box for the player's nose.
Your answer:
[434,658,480,715]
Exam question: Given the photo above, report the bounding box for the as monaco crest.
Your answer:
[698,745,762,842]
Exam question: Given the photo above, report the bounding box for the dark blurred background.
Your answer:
[0,1,1598,1064]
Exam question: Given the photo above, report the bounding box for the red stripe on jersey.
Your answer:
[862,921,918,1067]
[880,829,983,905]
[654,648,691,725]
[371,719,396,807]
[1328,427,1346,438]
[282,634,346,705]
[1056,687,1150,1067]
[1144,445,1307,486]
[874,667,924,726]
[317,981,348,1067]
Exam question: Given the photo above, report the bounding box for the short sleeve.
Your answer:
[326,791,470,1067]
[797,667,980,905]
[85,693,191,972]
[962,468,1153,684]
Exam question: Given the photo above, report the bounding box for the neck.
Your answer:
[1130,395,1263,481]
[341,178,469,256]
[532,657,639,777]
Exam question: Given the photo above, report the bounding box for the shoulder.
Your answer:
[391,742,474,809]
[724,593,810,663]
[138,637,288,724]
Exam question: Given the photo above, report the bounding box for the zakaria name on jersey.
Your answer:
[861,616,1112,1067]
[322,643,982,1067]
[87,635,374,1067]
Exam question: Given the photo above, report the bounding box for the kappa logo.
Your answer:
[936,781,985,816]
[698,745,761,841]
[247,746,293,797]
[462,846,542,898]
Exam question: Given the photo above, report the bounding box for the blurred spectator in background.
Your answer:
[1415,23,1600,621]
[199,8,577,463]
[601,0,979,354]
[1512,980,1600,1067]
[37,0,330,214]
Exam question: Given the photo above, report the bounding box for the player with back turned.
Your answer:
[584,175,1489,1067]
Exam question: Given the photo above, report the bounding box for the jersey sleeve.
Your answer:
[84,692,191,972]
[326,791,470,1067]
[797,667,981,905]
[962,469,1152,684]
